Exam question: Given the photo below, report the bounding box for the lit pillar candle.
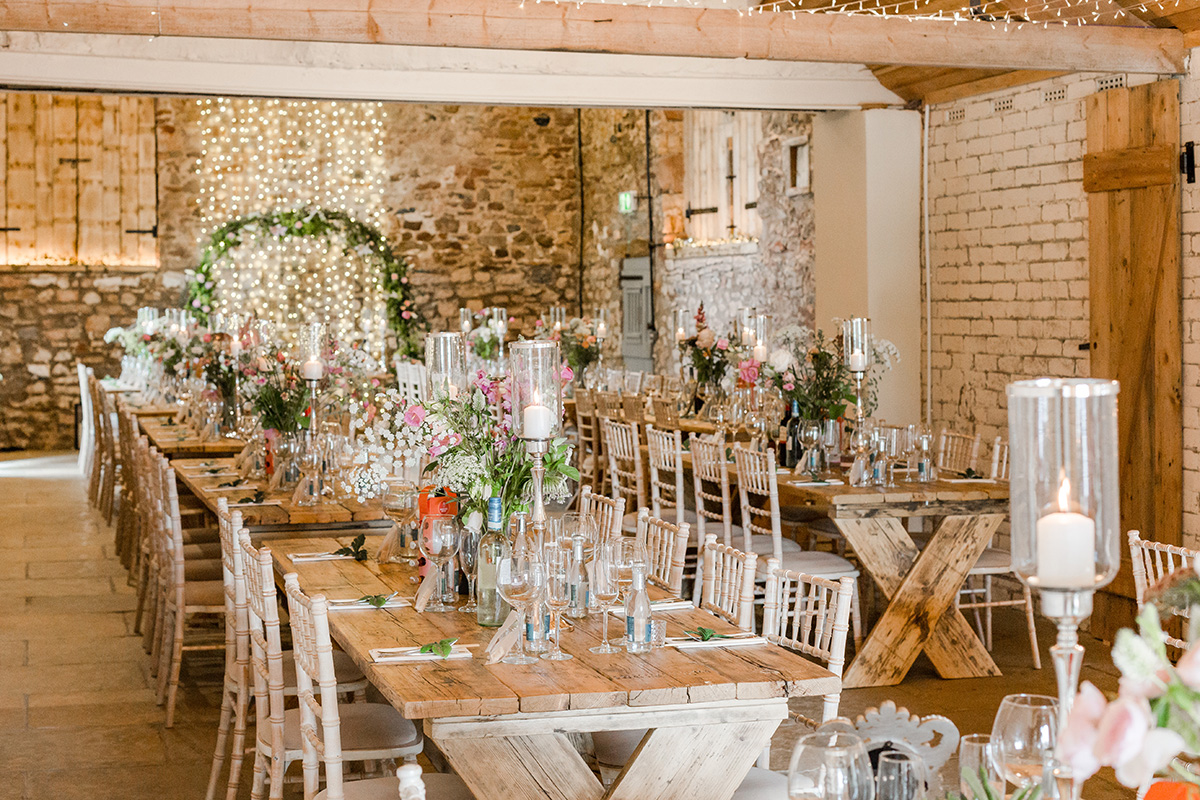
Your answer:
[1036,479,1096,588]
[523,392,554,440]
[596,321,607,340]
[676,327,686,343]
[849,350,867,372]
[230,339,242,358]
[752,343,767,362]
[301,357,324,381]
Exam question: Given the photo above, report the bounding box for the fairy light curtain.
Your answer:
[195,98,389,350]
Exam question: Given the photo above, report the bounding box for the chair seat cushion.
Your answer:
[183,579,225,607]
[264,702,422,755]
[592,729,646,767]
[623,509,701,536]
[760,551,858,580]
[733,767,790,799]
[315,772,475,800]
[183,559,223,582]
[282,649,365,692]
[744,534,804,557]
[969,547,1012,574]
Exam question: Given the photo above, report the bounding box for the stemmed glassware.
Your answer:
[958,734,1003,798]
[588,539,621,655]
[379,478,419,575]
[990,694,1058,794]
[877,752,923,800]
[612,537,647,644]
[417,515,461,613]
[821,419,842,478]
[458,524,481,613]
[496,542,545,665]
[541,543,573,661]
[788,731,876,800]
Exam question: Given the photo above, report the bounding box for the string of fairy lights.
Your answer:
[519,0,1164,30]
[195,98,389,350]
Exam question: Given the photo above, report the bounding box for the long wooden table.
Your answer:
[139,416,246,458]
[270,534,838,800]
[663,448,1008,688]
[173,457,389,534]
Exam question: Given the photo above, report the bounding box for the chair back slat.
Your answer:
[699,534,758,631]
[732,445,785,560]
[989,436,1010,480]
[646,425,687,526]
[937,429,981,476]
[636,508,690,597]
[761,560,854,723]
[602,418,645,511]
[690,433,735,547]
[580,485,626,540]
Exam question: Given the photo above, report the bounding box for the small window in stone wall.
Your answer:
[785,137,810,197]
[683,110,762,242]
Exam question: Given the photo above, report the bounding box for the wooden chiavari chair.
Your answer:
[937,428,982,476]
[594,391,623,422]
[77,362,95,476]
[601,417,646,534]
[1129,530,1199,652]
[651,397,680,429]
[621,393,646,425]
[634,508,690,597]
[579,485,626,541]
[573,390,602,503]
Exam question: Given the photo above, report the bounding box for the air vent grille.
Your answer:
[993,97,1013,112]
[1096,75,1126,92]
[1043,87,1067,103]
[946,107,966,123]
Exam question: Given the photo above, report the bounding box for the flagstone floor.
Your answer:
[0,451,1130,799]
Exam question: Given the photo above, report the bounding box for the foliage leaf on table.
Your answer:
[334,533,369,562]
[359,593,396,608]
[685,627,735,642]
[418,638,458,659]
[218,479,243,488]
[235,490,266,504]
[963,468,983,479]
[206,468,223,475]
[953,766,1040,800]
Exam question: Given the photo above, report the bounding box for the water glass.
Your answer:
[496,538,544,665]
[541,543,573,661]
[990,694,1058,792]
[877,752,923,800]
[589,539,621,654]
[417,515,461,613]
[958,734,1003,798]
[458,525,481,613]
[788,731,875,800]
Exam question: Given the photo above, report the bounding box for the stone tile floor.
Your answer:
[0,452,1132,799]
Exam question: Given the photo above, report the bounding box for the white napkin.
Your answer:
[228,498,282,508]
[413,572,439,612]
[787,478,845,487]
[267,466,285,492]
[945,478,998,484]
[289,552,355,563]
[605,599,695,614]
[369,645,473,664]
[200,472,241,479]
[667,636,768,650]
[327,597,411,610]
[485,612,523,664]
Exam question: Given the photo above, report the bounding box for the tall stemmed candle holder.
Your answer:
[673,308,690,379]
[752,315,770,364]
[1007,378,1120,800]
[510,340,563,545]
[425,332,468,402]
[594,308,609,378]
[296,322,327,506]
[490,307,509,372]
[737,306,757,347]
[842,317,872,487]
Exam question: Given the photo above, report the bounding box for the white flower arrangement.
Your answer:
[346,388,437,499]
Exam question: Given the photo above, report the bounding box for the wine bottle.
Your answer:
[476,497,510,627]
[784,400,801,469]
[624,562,652,654]
[566,534,589,619]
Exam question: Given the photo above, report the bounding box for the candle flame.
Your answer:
[1058,477,1071,512]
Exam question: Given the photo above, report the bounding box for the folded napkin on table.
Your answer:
[484,612,523,665]
[786,478,845,487]
[369,645,473,664]
[944,478,998,484]
[327,597,411,610]
[413,572,439,612]
[289,552,356,563]
[605,599,695,614]
[667,636,769,650]
[228,498,281,508]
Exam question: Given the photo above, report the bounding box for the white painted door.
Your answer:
[620,256,655,373]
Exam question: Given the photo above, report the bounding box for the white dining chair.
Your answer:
[579,485,626,541]
[937,428,981,476]
[1129,530,1199,651]
[601,417,646,533]
[689,433,745,605]
[242,536,423,800]
[634,508,691,598]
[989,436,1010,480]
[645,425,697,530]
[394,359,428,406]
[731,446,861,649]
[77,361,95,476]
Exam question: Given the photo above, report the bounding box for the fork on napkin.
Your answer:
[666,636,769,650]
[289,552,356,563]
[327,596,411,610]
[605,599,695,614]
[369,645,473,664]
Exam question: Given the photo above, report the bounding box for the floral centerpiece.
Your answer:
[1060,564,1200,795]
[466,312,504,363]
[678,304,736,399]
[103,321,152,358]
[552,316,601,384]
[344,387,437,502]
[424,371,577,532]
[243,345,310,436]
[764,324,898,420]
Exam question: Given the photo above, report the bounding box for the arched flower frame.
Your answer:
[186,206,427,358]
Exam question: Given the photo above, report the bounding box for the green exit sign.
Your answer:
[618,191,636,214]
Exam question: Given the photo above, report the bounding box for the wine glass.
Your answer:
[417,515,461,613]
[958,734,1003,799]
[788,731,875,800]
[821,419,842,477]
[588,539,621,654]
[991,694,1058,792]
[379,478,419,570]
[541,543,573,661]
[877,752,923,800]
[800,421,822,476]
[496,547,545,665]
[458,524,481,613]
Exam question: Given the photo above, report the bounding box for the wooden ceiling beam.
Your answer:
[0,0,1186,75]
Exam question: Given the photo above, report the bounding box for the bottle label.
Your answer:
[526,613,551,640]
[626,616,652,643]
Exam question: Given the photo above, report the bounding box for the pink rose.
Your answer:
[1094,696,1151,769]
[738,359,760,384]
[695,328,715,350]
[1174,645,1200,690]
[401,311,413,319]
[783,382,795,392]
[716,338,729,351]
[403,405,427,428]
[390,272,399,281]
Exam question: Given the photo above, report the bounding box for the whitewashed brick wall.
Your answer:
[926,64,1200,550]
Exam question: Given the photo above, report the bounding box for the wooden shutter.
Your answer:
[1,91,157,269]
[1085,79,1182,640]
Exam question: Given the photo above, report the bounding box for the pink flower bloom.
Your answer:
[403,405,427,428]
[783,382,795,392]
[1174,645,1200,690]
[1094,696,1152,769]
[738,359,760,384]
[716,338,729,351]
[202,333,212,343]
[401,311,413,320]
[560,363,574,383]
[390,272,399,281]
[1060,682,1107,780]
[401,277,408,284]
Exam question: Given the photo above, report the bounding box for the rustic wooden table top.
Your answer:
[173,457,386,528]
[139,417,246,458]
[268,534,839,721]
[117,394,180,417]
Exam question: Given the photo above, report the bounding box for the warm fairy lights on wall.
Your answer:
[195,98,389,350]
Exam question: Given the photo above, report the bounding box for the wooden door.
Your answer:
[1084,79,1182,640]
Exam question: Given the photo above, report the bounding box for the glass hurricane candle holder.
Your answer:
[459,307,473,335]
[752,314,771,363]
[1006,377,1120,800]
[425,332,467,401]
[672,308,690,344]
[842,317,872,486]
[510,340,563,541]
[737,306,757,346]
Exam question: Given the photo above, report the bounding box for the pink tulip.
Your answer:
[403,405,426,428]
[560,363,574,383]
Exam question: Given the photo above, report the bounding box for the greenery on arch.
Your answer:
[186,206,427,357]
